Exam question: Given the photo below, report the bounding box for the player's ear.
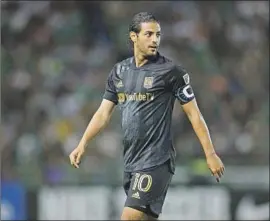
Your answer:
[129,31,137,43]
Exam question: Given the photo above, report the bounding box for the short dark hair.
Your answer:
[129,12,159,34]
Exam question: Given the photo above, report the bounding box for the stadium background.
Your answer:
[1,1,269,220]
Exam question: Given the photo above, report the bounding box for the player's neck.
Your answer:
[133,48,149,68]
[134,55,148,68]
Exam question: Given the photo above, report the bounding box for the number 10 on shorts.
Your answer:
[132,173,153,192]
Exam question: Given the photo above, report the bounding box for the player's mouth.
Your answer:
[149,45,158,49]
[149,46,158,51]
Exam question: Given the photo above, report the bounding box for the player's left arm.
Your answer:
[171,66,225,182]
[182,99,225,182]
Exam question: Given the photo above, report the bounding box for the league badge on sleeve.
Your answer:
[143,77,154,89]
[183,73,190,85]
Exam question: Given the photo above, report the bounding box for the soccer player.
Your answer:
[69,12,225,220]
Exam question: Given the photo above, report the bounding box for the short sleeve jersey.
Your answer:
[103,53,195,172]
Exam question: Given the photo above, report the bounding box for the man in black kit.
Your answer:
[69,12,225,220]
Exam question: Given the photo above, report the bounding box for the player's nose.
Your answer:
[151,36,158,44]
[152,39,157,45]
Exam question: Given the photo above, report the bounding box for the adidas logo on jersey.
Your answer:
[132,192,140,199]
[116,80,123,88]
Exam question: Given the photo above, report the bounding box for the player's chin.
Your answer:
[147,48,158,55]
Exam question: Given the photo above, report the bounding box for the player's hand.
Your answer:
[69,146,85,168]
[206,153,225,183]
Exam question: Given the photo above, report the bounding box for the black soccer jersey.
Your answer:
[103,53,195,172]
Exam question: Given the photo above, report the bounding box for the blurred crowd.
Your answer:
[1,1,269,186]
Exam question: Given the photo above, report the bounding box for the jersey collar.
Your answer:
[131,52,161,69]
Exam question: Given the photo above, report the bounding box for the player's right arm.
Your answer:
[69,66,119,168]
[69,99,116,168]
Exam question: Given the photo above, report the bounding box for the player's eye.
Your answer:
[145,32,151,37]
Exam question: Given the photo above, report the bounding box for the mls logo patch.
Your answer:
[183,73,190,85]
[143,77,154,89]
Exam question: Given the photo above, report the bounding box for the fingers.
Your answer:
[217,170,223,178]
[72,161,80,169]
[210,169,220,182]
[69,148,85,169]
[75,153,82,166]
[209,167,225,183]
[69,153,80,168]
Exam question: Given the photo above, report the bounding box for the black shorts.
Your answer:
[123,159,173,218]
